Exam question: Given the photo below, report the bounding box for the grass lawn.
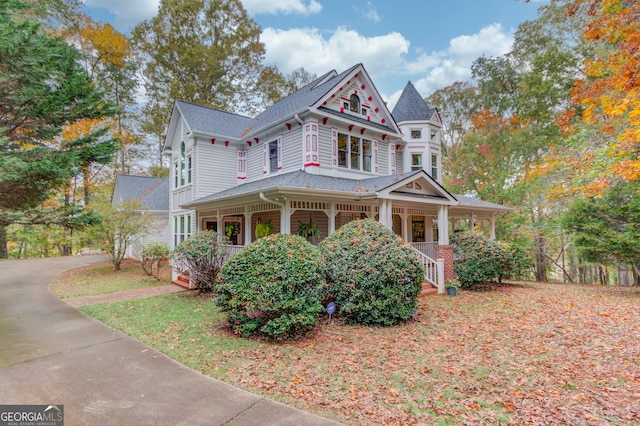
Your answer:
[51,259,171,298]
[76,275,640,425]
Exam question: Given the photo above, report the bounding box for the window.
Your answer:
[338,133,348,167]
[173,162,178,188]
[362,108,367,116]
[269,140,278,173]
[350,94,360,113]
[362,139,372,172]
[431,153,439,180]
[180,142,186,186]
[350,136,360,170]
[411,129,421,139]
[431,130,437,140]
[412,153,423,171]
[338,132,372,171]
[173,214,192,246]
[187,155,192,184]
[343,102,349,110]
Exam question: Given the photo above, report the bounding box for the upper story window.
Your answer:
[431,153,439,181]
[269,140,278,173]
[338,133,372,172]
[431,130,437,141]
[180,142,186,186]
[176,142,191,188]
[350,94,360,114]
[411,153,423,171]
[411,129,422,139]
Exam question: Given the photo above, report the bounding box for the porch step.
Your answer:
[419,282,438,297]
[172,274,190,289]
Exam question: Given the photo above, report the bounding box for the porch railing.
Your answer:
[410,243,445,294]
[411,242,438,260]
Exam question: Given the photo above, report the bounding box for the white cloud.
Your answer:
[409,23,514,98]
[241,0,322,15]
[261,26,409,79]
[84,0,159,32]
[357,2,381,24]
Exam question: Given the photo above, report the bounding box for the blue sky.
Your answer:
[82,0,548,108]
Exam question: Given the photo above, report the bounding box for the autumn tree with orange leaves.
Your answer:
[559,0,640,192]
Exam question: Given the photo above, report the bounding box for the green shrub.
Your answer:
[452,232,513,289]
[171,231,228,292]
[498,241,532,281]
[141,242,169,279]
[213,234,324,341]
[318,219,423,326]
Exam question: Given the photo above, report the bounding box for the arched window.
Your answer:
[180,141,186,186]
[349,94,360,113]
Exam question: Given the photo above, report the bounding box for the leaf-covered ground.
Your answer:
[82,282,640,425]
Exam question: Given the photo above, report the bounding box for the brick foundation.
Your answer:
[436,245,455,284]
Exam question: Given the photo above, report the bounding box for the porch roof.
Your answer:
[182,170,454,208]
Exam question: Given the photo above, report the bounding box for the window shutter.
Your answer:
[277,136,283,170]
[389,144,396,174]
[237,150,246,181]
[331,128,338,166]
[263,143,268,174]
[373,139,379,173]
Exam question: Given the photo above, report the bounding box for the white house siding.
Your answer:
[193,137,238,199]
[317,124,333,170]
[128,212,171,260]
[281,128,303,172]
[245,142,264,182]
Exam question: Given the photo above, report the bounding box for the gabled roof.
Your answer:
[112,174,170,211]
[166,64,401,149]
[175,100,254,139]
[182,170,456,208]
[391,81,437,123]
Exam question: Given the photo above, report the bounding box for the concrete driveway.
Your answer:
[0,256,340,425]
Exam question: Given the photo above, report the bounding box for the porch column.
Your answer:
[378,199,393,230]
[470,214,475,233]
[489,214,496,240]
[437,205,449,245]
[327,203,336,236]
[216,212,223,244]
[243,210,252,246]
[281,200,291,234]
[402,212,410,242]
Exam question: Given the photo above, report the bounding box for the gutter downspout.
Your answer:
[260,192,290,234]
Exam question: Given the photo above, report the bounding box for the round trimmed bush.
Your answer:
[451,232,523,288]
[213,234,324,341]
[318,218,423,326]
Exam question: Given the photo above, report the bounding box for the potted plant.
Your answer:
[297,220,320,242]
[446,278,461,296]
[255,218,275,239]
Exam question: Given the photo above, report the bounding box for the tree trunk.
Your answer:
[534,232,547,282]
[0,225,8,258]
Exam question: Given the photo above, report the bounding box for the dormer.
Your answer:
[392,82,442,182]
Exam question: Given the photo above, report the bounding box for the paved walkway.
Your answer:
[0,256,341,425]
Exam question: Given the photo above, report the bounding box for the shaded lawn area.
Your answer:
[81,282,640,425]
[51,259,171,298]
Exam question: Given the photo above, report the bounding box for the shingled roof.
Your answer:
[183,170,452,207]
[112,175,170,211]
[391,81,437,123]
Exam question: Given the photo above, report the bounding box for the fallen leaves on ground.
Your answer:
[217,283,640,425]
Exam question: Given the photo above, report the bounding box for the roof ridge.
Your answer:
[176,99,252,119]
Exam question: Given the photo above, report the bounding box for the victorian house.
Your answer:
[163,63,510,292]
